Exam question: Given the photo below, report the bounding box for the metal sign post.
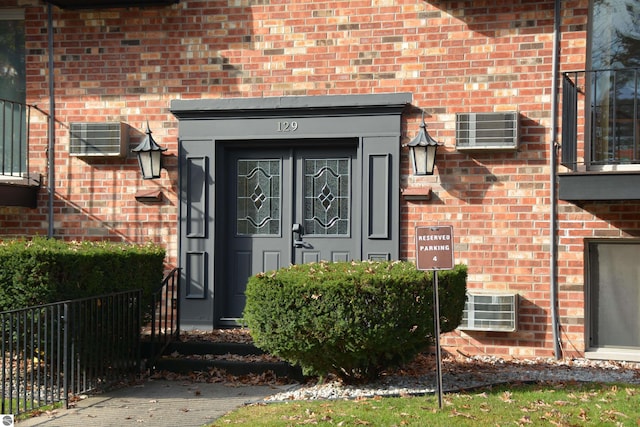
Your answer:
[415,225,454,410]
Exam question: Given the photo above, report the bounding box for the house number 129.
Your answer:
[277,121,298,132]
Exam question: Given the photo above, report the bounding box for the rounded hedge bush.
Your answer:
[244,260,467,383]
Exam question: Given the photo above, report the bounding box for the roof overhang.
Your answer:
[46,0,178,9]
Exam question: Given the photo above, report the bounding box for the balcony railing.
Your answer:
[0,98,30,178]
[562,68,640,171]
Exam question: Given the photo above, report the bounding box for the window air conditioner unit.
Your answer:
[459,293,518,332]
[456,112,519,151]
[69,122,128,157]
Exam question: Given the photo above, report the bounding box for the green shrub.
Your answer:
[244,260,467,383]
[0,237,165,310]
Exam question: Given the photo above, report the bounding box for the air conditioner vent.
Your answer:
[456,112,519,150]
[459,293,518,332]
[69,122,128,157]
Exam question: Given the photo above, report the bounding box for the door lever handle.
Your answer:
[294,240,312,249]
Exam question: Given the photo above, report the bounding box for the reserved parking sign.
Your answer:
[415,226,454,271]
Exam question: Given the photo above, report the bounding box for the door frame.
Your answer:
[172,93,410,329]
[219,142,361,324]
[585,238,640,362]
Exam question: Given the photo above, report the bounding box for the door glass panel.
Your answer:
[303,158,350,236]
[588,242,640,349]
[0,14,27,175]
[589,0,640,165]
[236,159,281,235]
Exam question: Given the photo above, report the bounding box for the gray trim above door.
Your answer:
[172,93,411,329]
[172,93,412,119]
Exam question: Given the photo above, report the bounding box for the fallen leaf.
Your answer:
[603,409,629,419]
[500,391,513,403]
[579,408,588,421]
[449,409,476,419]
[518,415,533,424]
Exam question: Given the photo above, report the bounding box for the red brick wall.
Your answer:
[0,0,619,358]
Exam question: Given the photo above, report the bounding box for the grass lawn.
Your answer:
[212,381,640,426]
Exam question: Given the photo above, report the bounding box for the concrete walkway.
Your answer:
[17,379,292,427]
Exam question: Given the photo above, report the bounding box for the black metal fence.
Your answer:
[0,290,141,416]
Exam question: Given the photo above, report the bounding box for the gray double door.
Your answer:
[222,144,360,322]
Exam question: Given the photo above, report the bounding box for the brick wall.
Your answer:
[0,0,618,357]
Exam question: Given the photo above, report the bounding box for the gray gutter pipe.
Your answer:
[47,3,55,238]
[550,0,562,359]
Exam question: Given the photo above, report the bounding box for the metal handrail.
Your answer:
[145,267,180,370]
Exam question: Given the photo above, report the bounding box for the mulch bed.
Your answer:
[165,329,640,388]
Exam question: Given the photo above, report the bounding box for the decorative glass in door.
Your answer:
[303,158,350,236]
[236,159,281,235]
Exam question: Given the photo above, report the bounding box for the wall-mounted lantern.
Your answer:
[407,112,440,176]
[132,123,167,180]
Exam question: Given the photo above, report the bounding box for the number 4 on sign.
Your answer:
[433,256,438,262]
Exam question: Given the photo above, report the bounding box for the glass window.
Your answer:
[0,10,26,175]
[589,0,640,166]
[587,241,640,351]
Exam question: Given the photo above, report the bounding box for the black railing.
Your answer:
[562,68,640,171]
[0,98,30,177]
[144,268,180,370]
[562,73,578,170]
[0,290,141,417]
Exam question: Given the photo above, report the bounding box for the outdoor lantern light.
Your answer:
[132,122,167,180]
[407,112,440,176]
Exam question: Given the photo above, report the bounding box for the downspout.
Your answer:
[47,3,55,238]
[550,0,562,359]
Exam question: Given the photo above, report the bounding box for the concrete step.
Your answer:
[164,341,266,356]
[144,340,303,381]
